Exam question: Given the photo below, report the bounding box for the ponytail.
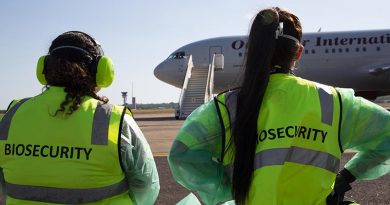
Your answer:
[231,9,280,205]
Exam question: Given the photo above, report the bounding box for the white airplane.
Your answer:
[154,29,390,100]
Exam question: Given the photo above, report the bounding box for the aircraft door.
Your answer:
[209,46,222,65]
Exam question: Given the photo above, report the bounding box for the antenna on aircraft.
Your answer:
[318,27,322,32]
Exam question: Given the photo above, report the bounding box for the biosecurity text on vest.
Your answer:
[4,143,92,160]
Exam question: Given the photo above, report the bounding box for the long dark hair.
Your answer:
[44,31,108,115]
[231,7,302,204]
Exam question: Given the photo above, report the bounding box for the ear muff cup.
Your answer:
[36,55,48,85]
[95,56,114,88]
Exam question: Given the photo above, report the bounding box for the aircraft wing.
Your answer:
[369,65,390,76]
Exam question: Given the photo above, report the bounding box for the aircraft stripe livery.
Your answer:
[154,29,390,100]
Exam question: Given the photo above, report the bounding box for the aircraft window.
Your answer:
[332,48,336,53]
[305,50,309,54]
[377,47,381,51]
[167,51,186,59]
[356,48,360,52]
[362,47,367,52]
[338,48,343,53]
[345,48,349,52]
[311,49,315,54]
[325,49,329,53]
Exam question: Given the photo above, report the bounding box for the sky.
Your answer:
[1,0,390,109]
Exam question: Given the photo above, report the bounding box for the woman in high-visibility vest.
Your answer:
[0,31,159,204]
[168,7,389,205]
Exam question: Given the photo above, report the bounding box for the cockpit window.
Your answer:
[167,51,186,59]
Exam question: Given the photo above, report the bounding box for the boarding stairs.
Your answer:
[179,66,209,117]
[175,54,223,119]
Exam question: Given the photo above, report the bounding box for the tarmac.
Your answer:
[134,109,390,205]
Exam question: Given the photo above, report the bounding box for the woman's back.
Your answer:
[219,74,341,204]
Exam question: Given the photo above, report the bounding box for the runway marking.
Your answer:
[153,152,168,157]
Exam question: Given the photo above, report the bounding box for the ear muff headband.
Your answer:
[50,45,93,58]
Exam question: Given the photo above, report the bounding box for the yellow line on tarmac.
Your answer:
[153,152,168,157]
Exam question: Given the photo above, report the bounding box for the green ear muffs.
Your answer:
[36,55,48,85]
[95,56,114,88]
[35,55,114,87]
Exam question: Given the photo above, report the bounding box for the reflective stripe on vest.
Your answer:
[0,98,30,140]
[6,178,128,204]
[225,146,340,180]
[92,103,113,145]
[316,83,334,126]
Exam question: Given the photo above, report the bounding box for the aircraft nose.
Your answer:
[153,62,172,82]
[154,62,165,81]
[153,60,184,89]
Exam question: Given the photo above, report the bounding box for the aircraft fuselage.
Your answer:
[154,30,390,99]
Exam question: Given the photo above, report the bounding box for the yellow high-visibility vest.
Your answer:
[0,87,133,204]
[215,74,341,205]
